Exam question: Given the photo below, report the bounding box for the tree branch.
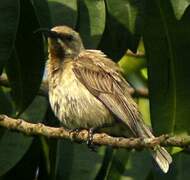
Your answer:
[0,75,148,98]
[0,114,189,149]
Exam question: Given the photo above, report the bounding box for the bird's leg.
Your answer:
[87,128,97,152]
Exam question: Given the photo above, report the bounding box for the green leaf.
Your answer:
[0,0,20,72]
[138,98,151,126]
[35,106,60,179]
[95,147,113,180]
[96,149,151,180]
[118,51,147,90]
[99,0,142,60]
[54,140,74,180]
[105,149,130,180]
[0,88,14,139]
[0,87,13,116]
[55,140,105,180]
[170,0,190,20]
[48,0,78,28]
[31,0,52,28]
[0,131,32,177]
[1,139,41,180]
[77,0,106,48]
[6,0,45,113]
[143,1,190,135]
[39,137,59,179]
[0,96,47,176]
[122,150,151,180]
[118,40,147,92]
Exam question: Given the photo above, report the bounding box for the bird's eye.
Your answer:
[65,35,74,41]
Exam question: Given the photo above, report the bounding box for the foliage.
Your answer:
[0,0,190,179]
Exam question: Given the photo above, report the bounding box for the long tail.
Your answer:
[136,121,172,173]
[151,146,172,173]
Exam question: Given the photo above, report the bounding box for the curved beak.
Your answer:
[34,28,59,39]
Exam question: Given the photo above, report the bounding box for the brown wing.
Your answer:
[73,50,143,136]
[73,51,172,173]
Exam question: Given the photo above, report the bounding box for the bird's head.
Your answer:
[40,26,84,59]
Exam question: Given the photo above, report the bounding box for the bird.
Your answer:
[41,25,172,173]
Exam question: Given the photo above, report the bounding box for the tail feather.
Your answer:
[136,121,172,173]
[151,147,172,173]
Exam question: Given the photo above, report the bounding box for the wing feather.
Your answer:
[73,50,142,136]
[73,50,172,172]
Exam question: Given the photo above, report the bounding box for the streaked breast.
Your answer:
[48,60,114,129]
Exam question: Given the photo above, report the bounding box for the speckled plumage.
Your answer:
[48,58,114,129]
[46,26,172,173]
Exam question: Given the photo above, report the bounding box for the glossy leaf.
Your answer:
[0,0,19,72]
[143,0,190,135]
[0,88,14,139]
[0,96,47,176]
[119,51,147,90]
[138,98,151,128]
[0,87,13,116]
[33,137,56,180]
[55,141,105,180]
[1,139,41,180]
[48,0,77,28]
[105,149,130,180]
[37,106,60,179]
[95,147,114,180]
[99,0,142,60]
[6,0,45,113]
[54,140,74,179]
[121,150,151,180]
[31,0,52,28]
[77,0,106,48]
[170,0,190,19]
[96,149,151,180]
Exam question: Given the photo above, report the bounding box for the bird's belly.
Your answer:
[49,74,114,129]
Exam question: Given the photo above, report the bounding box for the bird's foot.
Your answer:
[87,128,97,152]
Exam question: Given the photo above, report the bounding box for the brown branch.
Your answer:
[0,75,148,98]
[0,114,189,149]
